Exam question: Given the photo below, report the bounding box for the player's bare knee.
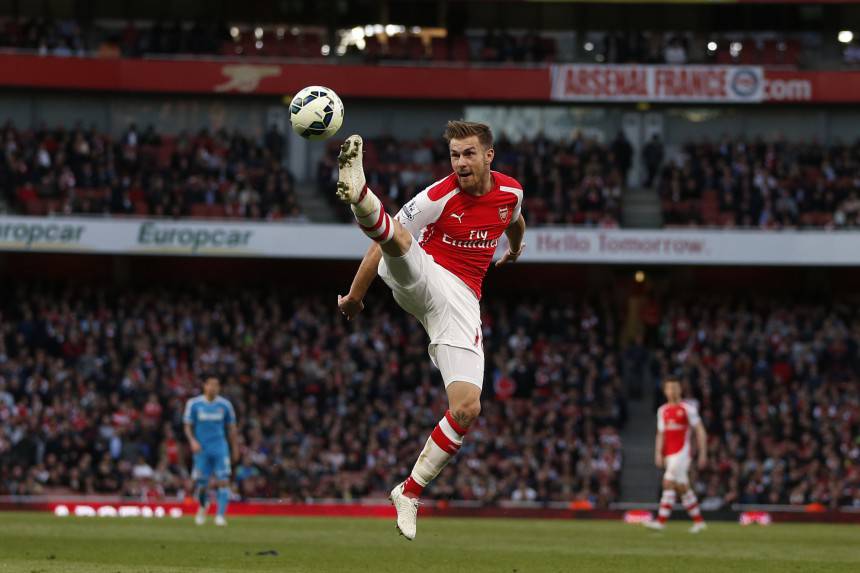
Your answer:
[452,396,481,427]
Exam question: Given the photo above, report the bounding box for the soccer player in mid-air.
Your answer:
[645,378,708,533]
[336,121,526,540]
[183,375,238,526]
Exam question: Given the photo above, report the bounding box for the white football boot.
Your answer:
[336,135,366,205]
[389,482,421,541]
[689,522,707,534]
[194,504,208,526]
[643,520,666,531]
[214,515,227,527]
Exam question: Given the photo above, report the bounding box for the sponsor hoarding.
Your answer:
[551,65,765,103]
[2,217,860,266]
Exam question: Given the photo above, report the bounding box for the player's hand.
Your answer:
[495,243,525,267]
[190,439,202,454]
[338,293,365,320]
[655,454,664,469]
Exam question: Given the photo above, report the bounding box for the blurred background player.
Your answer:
[336,121,526,539]
[645,378,707,533]
[183,376,238,526]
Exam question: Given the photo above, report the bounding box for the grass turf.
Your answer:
[0,511,857,572]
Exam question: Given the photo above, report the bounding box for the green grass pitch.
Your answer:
[0,511,857,572]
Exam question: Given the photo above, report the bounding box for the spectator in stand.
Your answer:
[0,284,625,506]
[642,135,665,188]
[664,36,688,64]
[843,41,860,65]
[611,131,634,185]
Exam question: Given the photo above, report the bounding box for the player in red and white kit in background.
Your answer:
[645,378,708,533]
[336,121,526,540]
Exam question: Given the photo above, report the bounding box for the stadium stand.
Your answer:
[0,122,301,220]
[0,285,625,507]
[0,18,818,68]
[318,134,625,227]
[657,138,860,228]
[652,296,860,509]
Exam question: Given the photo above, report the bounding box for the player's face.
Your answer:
[450,136,494,193]
[203,377,220,398]
[663,381,681,402]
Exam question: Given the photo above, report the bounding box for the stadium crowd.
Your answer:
[318,132,627,227]
[0,285,625,506]
[653,296,860,509]
[0,122,302,220]
[657,137,860,229]
[0,17,807,67]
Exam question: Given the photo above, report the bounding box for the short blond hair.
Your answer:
[444,120,493,149]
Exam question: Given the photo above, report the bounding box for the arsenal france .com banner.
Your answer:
[3,216,860,265]
[550,65,765,103]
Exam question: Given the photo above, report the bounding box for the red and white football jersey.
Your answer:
[657,401,701,457]
[395,171,523,299]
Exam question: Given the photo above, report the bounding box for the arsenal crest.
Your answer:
[498,206,510,222]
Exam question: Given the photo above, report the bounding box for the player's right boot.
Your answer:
[689,522,707,534]
[336,135,366,205]
[389,482,421,541]
[195,505,208,526]
[643,520,665,531]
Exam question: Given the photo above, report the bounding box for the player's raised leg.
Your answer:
[336,135,412,256]
[391,373,481,540]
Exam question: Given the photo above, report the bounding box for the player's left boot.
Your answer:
[195,505,208,526]
[689,522,707,534]
[643,520,665,531]
[336,135,366,205]
[214,515,227,527]
[389,482,421,541]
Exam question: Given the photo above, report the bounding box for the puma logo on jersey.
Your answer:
[450,212,464,223]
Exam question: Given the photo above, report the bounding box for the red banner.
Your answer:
[0,54,858,103]
[0,54,549,101]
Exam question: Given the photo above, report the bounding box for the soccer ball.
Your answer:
[288,86,344,140]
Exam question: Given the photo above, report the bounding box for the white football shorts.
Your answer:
[663,452,691,485]
[378,239,484,389]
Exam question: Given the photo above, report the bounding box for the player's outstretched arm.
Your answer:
[495,213,526,267]
[695,422,707,470]
[338,243,382,320]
